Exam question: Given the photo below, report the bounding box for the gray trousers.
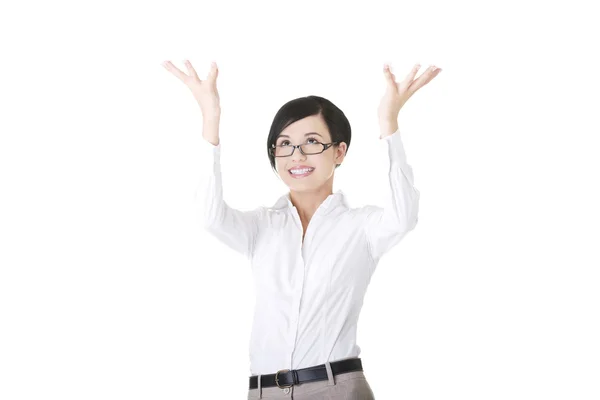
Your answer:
[247,361,375,399]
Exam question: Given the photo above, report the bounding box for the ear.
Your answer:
[334,142,348,165]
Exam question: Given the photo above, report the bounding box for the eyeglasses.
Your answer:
[269,141,340,157]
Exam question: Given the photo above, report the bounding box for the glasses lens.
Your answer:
[274,145,293,157]
[274,143,323,157]
[301,143,323,154]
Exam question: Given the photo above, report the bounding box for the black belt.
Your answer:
[249,357,363,390]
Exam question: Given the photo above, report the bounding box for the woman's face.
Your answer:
[274,115,347,192]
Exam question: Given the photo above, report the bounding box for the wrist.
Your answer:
[202,110,221,121]
[202,116,220,146]
[379,119,398,138]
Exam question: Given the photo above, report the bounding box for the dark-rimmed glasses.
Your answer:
[269,141,340,157]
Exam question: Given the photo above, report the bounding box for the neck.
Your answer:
[289,185,334,220]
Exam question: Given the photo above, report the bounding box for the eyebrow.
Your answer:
[277,132,324,139]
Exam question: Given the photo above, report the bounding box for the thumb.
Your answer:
[209,61,219,80]
[383,64,395,87]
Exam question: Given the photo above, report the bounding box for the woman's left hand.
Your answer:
[378,63,442,122]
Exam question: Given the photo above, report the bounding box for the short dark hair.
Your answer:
[266,95,351,174]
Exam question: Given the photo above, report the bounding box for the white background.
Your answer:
[1,0,599,399]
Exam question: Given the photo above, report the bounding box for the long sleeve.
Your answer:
[364,128,420,261]
[194,138,262,260]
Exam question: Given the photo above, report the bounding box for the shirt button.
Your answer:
[283,387,290,394]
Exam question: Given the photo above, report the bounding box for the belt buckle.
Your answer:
[275,369,293,388]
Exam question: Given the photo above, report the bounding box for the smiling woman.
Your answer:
[163,59,435,400]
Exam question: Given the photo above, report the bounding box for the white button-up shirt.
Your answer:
[195,128,419,376]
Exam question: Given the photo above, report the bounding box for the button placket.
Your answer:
[289,206,308,368]
[288,205,321,370]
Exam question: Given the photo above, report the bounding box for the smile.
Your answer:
[289,168,315,178]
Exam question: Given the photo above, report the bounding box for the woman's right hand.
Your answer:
[162,60,221,118]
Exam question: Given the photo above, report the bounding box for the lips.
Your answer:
[289,166,315,178]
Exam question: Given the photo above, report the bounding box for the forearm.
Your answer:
[197,135,261,260]
[365,126,420,260]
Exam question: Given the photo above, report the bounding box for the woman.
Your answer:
[163,60,441,399]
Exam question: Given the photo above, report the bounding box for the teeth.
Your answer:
[290,168,313,174]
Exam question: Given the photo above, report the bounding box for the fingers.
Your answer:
[402,63,421,84]
[163,60,219,84]
[408,65,442,93]
[162,61,189,83]
[383,64,396,87]
[184,60,200,81]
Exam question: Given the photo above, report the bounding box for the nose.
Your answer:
[290,145,307,162]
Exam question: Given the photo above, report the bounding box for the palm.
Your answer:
[162,60,221,115]
[378,63,442,120]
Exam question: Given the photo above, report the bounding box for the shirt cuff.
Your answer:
[194,138,221,203]
[380,127,408,166]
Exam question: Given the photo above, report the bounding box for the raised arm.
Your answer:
[195,132,261,259]
[365,62,442,261]
[364,127,420,261]
[163,60,261,259]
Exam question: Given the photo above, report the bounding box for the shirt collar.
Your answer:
[269,189,348,215]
